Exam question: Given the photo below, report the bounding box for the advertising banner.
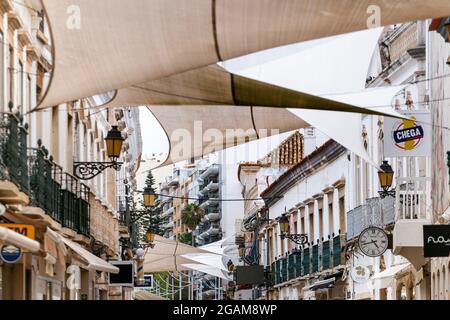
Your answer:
[383,110,431,157]
[423,225,450,257]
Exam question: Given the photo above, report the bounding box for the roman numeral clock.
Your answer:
[358,226,389,257]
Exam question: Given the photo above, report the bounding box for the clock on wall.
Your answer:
[358,226,389,257]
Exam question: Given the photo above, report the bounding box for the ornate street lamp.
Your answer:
[145,228,156,243]
[378,160,395,198]
[277,213,308,245]
[143,187,157,207]
[73,126,124,180]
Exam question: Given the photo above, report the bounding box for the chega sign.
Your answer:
[384,111,431,157]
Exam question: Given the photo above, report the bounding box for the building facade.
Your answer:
[0,1,141,300]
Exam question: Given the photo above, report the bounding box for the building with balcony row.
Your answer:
[0,1,142,300]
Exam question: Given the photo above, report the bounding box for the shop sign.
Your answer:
[0,224,35,240]
[383,110,431,157]
[351,265,370,283]
[134,274,153,289]
[0,245,22,264]
[423,225,450,257]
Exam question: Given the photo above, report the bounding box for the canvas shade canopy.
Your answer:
[181,252,230,272]
[181,263,232,281]
[38,0,450,109]
[370,263,412,290]
[143,235,220,272]
[109,65,395,117]
[61,237,119,273]
[104,64,404,166]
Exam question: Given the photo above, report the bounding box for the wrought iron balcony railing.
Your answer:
[0,106,90,237]
[0,110,29,192]
[270,234,345,286]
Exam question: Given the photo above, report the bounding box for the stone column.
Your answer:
[312,193,323,243]
[276,223,282,260]
[332,188,340,236]
[322,192,329,239]
[303,198,314,244]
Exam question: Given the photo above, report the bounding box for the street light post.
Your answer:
[73,126,124,180]
[378,160,396,198]
[277,213,308,245]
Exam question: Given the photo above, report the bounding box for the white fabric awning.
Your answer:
[143,235,218,273]
[371,263,411,289]
[0,226,40,252]
[61,237,119,274]
[38,0,450,108]
[199,237,236,256]
[181,263,231,281]
[181,253,229,272]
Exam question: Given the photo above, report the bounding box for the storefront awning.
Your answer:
[303,277,336,291]
[371,263,411,289]
[0,226,40,252]
[61,237,119,274]
[38,0,450,109]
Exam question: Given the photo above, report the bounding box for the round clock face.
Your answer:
[358,227,389,257]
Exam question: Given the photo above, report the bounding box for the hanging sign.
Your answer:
[383,110,431,157]
[423,225,450,257]
[0,224,35,240]
[351,265,370,283]
[0,245,23,264]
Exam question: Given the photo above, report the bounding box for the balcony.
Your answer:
[199,165,219,180]
[0,108,90,236]
[205,212,220,222]
[199,198,219,209]
[393,177,432,269]
[347,196,395,241]
[161,206,174,218]
[271,234,345,287]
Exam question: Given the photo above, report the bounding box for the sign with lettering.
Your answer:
[423,225,450,257]
[384,110,431,157]
[0,224,35,240]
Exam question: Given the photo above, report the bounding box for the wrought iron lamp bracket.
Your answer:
[73,161,123,180]
[280,233,309,245]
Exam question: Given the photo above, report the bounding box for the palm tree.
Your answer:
[181,203,204,245]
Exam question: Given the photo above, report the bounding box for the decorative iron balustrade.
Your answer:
[0,108,29,192]
[0,106,90,236]
[270,234,345,286]
[29,145,62,222]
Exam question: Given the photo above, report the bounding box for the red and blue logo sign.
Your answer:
[392,118,424,151]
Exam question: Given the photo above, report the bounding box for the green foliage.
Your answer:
[135,170,163,245]
[181,203,204,231]
[178,232,193,245]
